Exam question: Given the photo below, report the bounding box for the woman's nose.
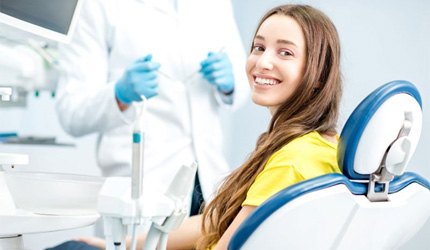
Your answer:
[255,52,274,71]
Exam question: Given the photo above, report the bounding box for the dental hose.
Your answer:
[130,224,138,250]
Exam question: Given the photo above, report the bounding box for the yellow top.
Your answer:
[242,131,340,207]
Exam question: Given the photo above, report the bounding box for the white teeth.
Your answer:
[255,77,279,85]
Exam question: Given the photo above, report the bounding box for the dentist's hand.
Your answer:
[200,52,235,94]
[115,54,160,104]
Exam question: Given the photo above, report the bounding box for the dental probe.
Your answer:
[182,46,226,83]
[156,46,226,82]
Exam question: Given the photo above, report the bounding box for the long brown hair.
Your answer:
[196,4,342,249]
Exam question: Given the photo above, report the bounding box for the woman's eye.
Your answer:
[280,50,293,56]
[252,45,265,53]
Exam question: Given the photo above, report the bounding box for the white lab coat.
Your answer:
[56,0,249,203]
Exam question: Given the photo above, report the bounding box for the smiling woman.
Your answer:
[198,4,342,250]
[246,14,307,114]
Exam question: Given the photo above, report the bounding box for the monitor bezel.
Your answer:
[0,0,83,43]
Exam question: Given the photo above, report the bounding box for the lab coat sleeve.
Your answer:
[213,0,249,110]
[55,0,139,137]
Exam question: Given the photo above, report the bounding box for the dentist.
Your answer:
[55,0,248,218]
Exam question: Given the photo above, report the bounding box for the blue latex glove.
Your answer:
[115,54,160,104]
[200,52,235,94]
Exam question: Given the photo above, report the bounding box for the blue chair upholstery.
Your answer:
[228,80,430,250]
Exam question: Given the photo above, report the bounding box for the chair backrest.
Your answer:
[228,80,430,250]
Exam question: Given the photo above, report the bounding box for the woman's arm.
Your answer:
[163,215,203,250]
[132,215,203,250]
[80,215,203,250]
[213,206,256,250]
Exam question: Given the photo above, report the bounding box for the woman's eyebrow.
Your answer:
[277,39,297,47]
[254,35,265,41]
[254,35,297,47]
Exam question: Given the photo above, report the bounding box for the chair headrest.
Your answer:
[338,80,422,180]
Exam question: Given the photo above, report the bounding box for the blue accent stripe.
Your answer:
[0,132,18,138]
[228,172,430,250]
[133,133,141,143]
[391,172,430,193]
[338,80,422,180]
[0,132,18,142]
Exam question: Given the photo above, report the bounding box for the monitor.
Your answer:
[0,0,82,43]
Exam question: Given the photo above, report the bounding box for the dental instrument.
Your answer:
[156,69,175,81]
[129,96,147,250]
[98,95,197,250]
[184,46,226,83]
[157,46,226,83]
[27,39,60,68]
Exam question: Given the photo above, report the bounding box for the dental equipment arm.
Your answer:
[98,163,197,250]
[143,162,197,250]
[99,99,148,250]
[98,98,197,250]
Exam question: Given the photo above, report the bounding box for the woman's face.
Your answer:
[246,14,307,114]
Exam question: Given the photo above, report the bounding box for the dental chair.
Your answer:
[228,80,430,250]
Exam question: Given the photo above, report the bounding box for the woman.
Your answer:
[197,4,342,249]
[48,4,342,250]
[198,5,342,249]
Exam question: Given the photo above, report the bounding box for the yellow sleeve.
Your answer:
[242,153,304,207]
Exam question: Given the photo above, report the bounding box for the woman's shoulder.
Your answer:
[268,131,337,164]
[282,131,336,151]
[265,131,340,176]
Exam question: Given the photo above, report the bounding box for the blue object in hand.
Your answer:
[115,54,160,104]
[200,52,235,94]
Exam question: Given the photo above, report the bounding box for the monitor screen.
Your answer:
[0,0,82,43]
